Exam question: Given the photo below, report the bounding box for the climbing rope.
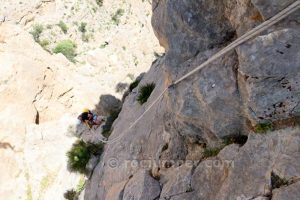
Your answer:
[91,0,300,144]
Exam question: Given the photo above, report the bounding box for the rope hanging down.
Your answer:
[94,0,300,144]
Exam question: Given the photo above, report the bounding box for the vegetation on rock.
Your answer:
[67,140,104,174]
[53,40,77,62]
[111,9,125,25]
[57,21,68,34]
[255,121,273,133]
[96,0,104,7]
[79,22,87,33]
[137,83,155,105]
[75,176,86,194]
[39,39,50,51]
[202,147,223,158]
[63,189,77,200]
[30,24,43,42]
[129,79,140,92]
[203,135,248,159]
[271,172,289,189]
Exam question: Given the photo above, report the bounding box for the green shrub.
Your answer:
[96,0,103,7]
[203,147,222,158]
[137,83,155,105]
[111,9,125,25]
[53,40,77,62]
[39,39,50,48]
[57,21,68,34]
[75,176,86,193]
[255,121,273,133]
[63,189,77,200]
[129,79,140,92]
[79,22,87,33]
[30,24,43,42]
[67,140,104,174]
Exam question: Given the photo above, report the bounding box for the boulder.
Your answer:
[272,182,300,200]
[96,94,122,115]
[237,28,300,126]
[122,170,161,200]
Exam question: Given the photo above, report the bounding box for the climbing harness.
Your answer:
[90,1,300,144]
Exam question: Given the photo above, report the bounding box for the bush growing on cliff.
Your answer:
[255,121,273,133]
[30,24,43,42]
[137,83,155,105]
[202,147,223,158]
[57,21,68,34]
[67,140,104,174]
[129,79,140,92]
[96,0,103,7]
[64,189,77,200]
[79,22,87,33]
[111,9,125,25]
[53,40,77,62]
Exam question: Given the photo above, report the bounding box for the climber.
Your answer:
[78,108,106,129]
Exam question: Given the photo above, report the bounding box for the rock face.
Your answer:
[85,0,300,199]
[0,24,80,200]
[0,0,160,199]
[122,170,161,200]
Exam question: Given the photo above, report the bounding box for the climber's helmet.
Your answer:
[80,110,93,121]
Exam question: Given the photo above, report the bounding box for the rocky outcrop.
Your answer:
[191,129,300,199]
[85,0,300,199]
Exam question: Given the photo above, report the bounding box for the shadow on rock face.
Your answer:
[95,94,122,116]
[72,94,123,141]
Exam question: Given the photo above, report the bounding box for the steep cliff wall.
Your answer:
[85,0,300,199]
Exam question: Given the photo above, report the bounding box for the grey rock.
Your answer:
[251,0,297,19]
[122,170,161,200]
[170,50,244,145]
[253,197,269,200]
[96,94,122,115]
[192,158,230,200]
[272,181,300,200]
[159,166,193,199]
[224,0,264,35]
[237,28,300,126]
[86,156,99,177]
[217,144,240,161]
[169,192,198,200]
[105,181,128,200]
[152,0,235,67]
[191,129,300,200]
